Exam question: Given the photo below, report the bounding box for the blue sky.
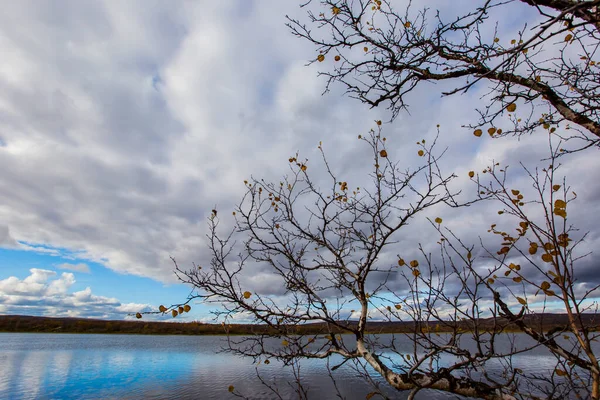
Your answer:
[1,0,599,321]
[0,247,182,305]
[0,246,197,320]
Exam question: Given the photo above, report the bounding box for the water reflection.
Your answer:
[0,333,590,399]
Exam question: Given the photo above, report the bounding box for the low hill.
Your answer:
[0,314,597,336]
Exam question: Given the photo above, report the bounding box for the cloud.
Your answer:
[0,225,18,248]
[0,0,598,320]
[0,269,152,319]
[56,263,90,274]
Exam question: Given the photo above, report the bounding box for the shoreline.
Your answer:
[1,314,597,336]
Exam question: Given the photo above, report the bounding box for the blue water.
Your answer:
[0,332,588,399]
[0,333,390,399]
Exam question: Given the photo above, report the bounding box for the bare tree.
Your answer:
[287,0,600,151]
[406,137,600,399]
[173,130,523,399]
[161,126,598,399]
[284,2,600,397]
[463,139,600,399]
[145,1,600,399]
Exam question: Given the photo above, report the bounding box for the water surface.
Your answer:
[0,332,583,399]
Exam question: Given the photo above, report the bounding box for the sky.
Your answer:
[1,0,599,322]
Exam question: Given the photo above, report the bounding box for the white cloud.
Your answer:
[0,269,152,319]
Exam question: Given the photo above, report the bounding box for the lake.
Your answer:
[0,332,582,399]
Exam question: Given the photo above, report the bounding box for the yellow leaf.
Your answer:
[228,385,235,393]
[488,127,497,136]
[172,309,178,317]
[494,37,499,43]
[301,164,307,172]
[398,258,406,266]
[511,189,520,196]
[541,253,553,263]
[363,47,368,52]
[379,149,388,158]
[334,55,341,62]
[473,129,483,137]
[540,281,551,290]
[404,21,411,28]
[468,171,475,178]
[528,246,538,255]
[417,150,424,157]
[317,54,325,62]
[282,340,289,346]
[159,305,167,313]
[554,208,567,218]
[506,103,517,112]
[412,269,421,277]
[366,392,377,400]
[178,306,184,314]
[410,260,419,268]
[513,277,522,283]
[565,34,573,42]
[552,184,561,191]
[332,6,340,15]
[264,359,270,364]
[243,291,252,299]
[517,297,527,306]
[511,39,516,44]
[519,221,528,229]
[554,199,566,208]
[184,305,191,312]
[136,312,142,319]
[376,120,382,126]
[555,369,568,377]
[487,278,495,284]
[395,304,402,310]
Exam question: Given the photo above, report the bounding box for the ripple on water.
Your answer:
[1,332,591,400]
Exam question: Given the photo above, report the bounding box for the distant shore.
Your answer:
[0,314,597,336]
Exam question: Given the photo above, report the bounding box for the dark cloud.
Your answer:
[0,225,18,248]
